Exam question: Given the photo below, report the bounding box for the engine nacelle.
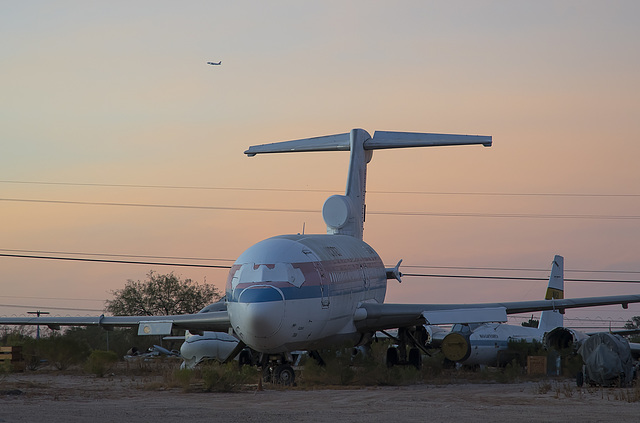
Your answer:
[441,332,471,362]
[544,327,589,352]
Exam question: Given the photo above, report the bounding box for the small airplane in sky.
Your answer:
[207,61,221,65]
[3,129,640,385]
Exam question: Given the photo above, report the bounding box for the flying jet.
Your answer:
[3,129,640,385]
[437,255,565,367]
[207,61,221,65]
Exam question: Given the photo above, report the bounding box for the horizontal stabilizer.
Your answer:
[422,307,507,325]
[245,130,491,157]
[367,131,492,149]
[245,133,350,156]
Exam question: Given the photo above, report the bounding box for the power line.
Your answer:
[2,252,640,283]
[0,294,104,303]
[402,264,640,275]
[403,273,640,284]
[2,180,639,198]
[0,303,104,313]
[0,253,232,269]
[3,249,639,275]
[0,198,316,213]
[0,249,235,264]
[0,180,329,193]
[2,198,639,220]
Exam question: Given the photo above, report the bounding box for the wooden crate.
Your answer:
[527,355,547,375]
[0,346,26,372]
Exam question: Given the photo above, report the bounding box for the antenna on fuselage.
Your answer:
[244,129,492,240]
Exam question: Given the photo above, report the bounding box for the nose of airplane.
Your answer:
[233,285,285,340]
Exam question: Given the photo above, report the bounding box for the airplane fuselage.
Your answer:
[442,323,546,366]
[226,234,387,353]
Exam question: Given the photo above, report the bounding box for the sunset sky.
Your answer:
[2,1,639,330]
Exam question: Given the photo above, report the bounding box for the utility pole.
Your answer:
[27,310,50,339]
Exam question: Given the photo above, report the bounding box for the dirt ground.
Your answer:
[2,369,640,423]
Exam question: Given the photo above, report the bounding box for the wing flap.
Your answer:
[422,307,507,325]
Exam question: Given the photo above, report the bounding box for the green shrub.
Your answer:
[201,362,257,392]
[39,336,90,370]
[86,350,118,377]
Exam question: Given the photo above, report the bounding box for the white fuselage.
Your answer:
[443,322,548,366]
[226,234,387,353]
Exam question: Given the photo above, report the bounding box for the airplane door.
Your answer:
[303,250,330,308]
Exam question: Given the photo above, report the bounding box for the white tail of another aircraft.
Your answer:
[538,255,564,331]
[245,129,492,240]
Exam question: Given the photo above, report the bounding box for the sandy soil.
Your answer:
[2,369,640,423]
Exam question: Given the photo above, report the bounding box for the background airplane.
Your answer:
[436,255,565,368]
[3,129,640,385]
[207,61,221,65]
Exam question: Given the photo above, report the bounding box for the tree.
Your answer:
[624,316,640,343]
[624,316,640,330]
[105,271,220,316]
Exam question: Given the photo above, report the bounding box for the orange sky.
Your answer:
[1,2,639,330]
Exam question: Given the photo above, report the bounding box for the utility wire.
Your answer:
[402,273,640,284]
[1,198,639,220]
[2,180,639,198]
[3,249,639,275]
[401,264,640,275]
[0,303,104,312]
[2,252,640,283]
[0,253,231,269]
[0,294,104,302]
[0,248,235,263]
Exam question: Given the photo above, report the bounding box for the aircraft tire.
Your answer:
[386,347,399,368]
[274,364,295,386]
[408,348,422,370]
[238,350,252,367]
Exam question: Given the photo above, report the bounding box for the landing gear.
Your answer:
[275,364,295,385]
[260,354,297,386]
[386,347,399,367]
[408,347,422,369]
[262,363,295,385]
[384,326,429,370]
[238,349,253,367]
[309,350,326,366]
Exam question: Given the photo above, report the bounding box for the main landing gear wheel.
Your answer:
[238,350,252,367]
[386,347,399,368]
[408,347,422,369]
[274,364,295,386]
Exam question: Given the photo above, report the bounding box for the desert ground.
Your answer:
[2,366,640,423]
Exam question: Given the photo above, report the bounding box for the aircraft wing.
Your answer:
[0,311,231,336]
[353,294,640,332]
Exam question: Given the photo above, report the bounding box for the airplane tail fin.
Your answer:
[245,129,491,239]
[539,255,564,331]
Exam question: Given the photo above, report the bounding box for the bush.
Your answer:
[86,350,118,377]
[201,362,257,392]
[39,336,90,370]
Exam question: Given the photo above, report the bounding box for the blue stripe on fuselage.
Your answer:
[227,283,384,303]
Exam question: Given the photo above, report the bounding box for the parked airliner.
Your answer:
[438,255,565,367]
[3,129,640,384]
